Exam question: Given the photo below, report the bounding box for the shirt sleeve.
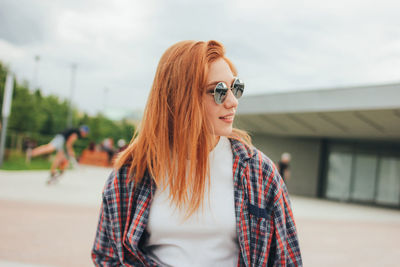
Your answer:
[271,180,303,266]
[91,196,122,266]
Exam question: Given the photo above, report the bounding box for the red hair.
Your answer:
[115,40,251,216]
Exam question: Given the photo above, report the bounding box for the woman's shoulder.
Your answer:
[248,147,286,202]
[252,147,276,172]
[102,165,132,197]
[250,147,281,180]
[229,138,282,181]
[230,138,284,202]
[229,137,276,169]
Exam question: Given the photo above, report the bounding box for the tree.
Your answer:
[0,60,138,153]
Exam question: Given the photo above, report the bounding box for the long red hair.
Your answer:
[115,40,251,216]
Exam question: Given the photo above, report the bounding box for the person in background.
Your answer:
[92,40,302,266]
[26,125,89,178]
[116,138,127,153]
[101,137,115,164]
[278,152,292,182]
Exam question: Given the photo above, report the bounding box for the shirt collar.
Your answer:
[228,137,255,163]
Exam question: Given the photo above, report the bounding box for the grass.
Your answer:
[0,150,52,170]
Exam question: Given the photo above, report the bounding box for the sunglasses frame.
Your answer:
[213,77,244,104]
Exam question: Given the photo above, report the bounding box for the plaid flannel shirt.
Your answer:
[92,138,302,266]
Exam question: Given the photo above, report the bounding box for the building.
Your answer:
[235,82,400,208]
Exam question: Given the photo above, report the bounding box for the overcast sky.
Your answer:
[0,0,399,117]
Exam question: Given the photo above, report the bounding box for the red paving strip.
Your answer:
[0,199,100,267]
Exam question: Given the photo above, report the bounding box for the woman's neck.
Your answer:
[211,135,221,151]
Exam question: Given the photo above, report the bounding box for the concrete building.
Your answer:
[235,82,400,208]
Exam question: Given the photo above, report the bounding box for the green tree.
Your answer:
[0,60,138,153]
[9,85,37,132]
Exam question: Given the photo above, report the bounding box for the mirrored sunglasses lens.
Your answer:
[232,78,244,99]
[214,82,228,104]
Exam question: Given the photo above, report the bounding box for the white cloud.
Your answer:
[0,0,399,115]
[0,39,26,63]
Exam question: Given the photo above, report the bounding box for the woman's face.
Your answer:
[203,58,238,138]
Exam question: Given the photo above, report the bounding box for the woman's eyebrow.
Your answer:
[206,78,235,87]
[206,81,220,87]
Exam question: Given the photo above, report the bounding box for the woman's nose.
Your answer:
[223,89,238,109]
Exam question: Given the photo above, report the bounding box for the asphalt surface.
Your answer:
[0,165,399,267]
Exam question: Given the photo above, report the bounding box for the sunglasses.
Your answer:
[208,77,245,104]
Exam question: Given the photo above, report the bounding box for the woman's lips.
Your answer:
[219,114,235,123]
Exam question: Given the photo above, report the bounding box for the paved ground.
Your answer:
[0,166,399,266]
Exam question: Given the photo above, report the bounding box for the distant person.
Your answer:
[88,141,96,151]
[26,125,89,178]
[100,137,115,164]
[92,40,302,266]
[278,152,291,182]
[116,138,127,153]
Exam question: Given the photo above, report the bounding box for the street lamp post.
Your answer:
[67,63,77,128]
[0,73,14,166]
[33,55,40,90]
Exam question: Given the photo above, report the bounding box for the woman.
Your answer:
[92,40,302,266]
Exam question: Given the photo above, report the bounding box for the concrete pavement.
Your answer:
[0,166,399,266]
[0,165,108,267]
[292,197,400,267]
